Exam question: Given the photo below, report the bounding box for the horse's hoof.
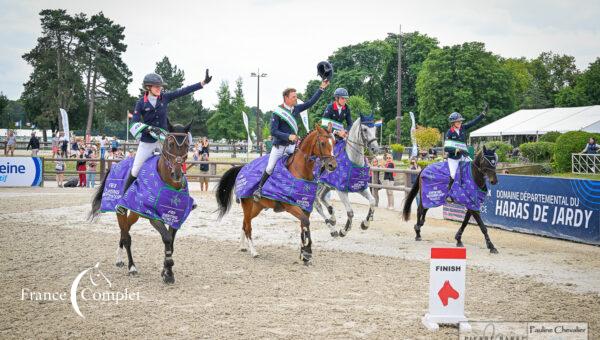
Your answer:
[330,231,339,238]
[490,248,499,254]
[456,242,464,247]
[251,253,260,258]
[115,261,124,268]
[300,251,312,265]
[326,219,336,227]
[339,230,347,238]
[415,236,422,241]
[360,221,369,230]
[128,265,138,275]
[161,270,175,284]
[239,248,247,252]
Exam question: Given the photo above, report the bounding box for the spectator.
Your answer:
[87,150,97,188]
[26,132,40,156]
[71,137,79,158]
[59,132,68,157]
[199,152,209,191]
[200,137,210,156]
[369,157,381,207]
[55,159,65,187]
[51,133,60,158]
[581,137,598,154]
[428,147,437,159]
[409,157,421,185]
[383,153,395,210]
[5,130,16,156]
[110,137,119,155]
[127,149,135,158]
[76,148,87,187]
[99,135,107,159]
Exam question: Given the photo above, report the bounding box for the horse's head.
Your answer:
[305,123,337,172]
[162,119,192,183]
[475,145,499,185]
[348,114,379,154]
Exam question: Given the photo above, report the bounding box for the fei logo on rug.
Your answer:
[0,157,42,186]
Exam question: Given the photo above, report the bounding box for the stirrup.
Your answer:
[252,188,263,202]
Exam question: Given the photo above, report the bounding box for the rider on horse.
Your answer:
[253,79,330,200]
[321,88,352,140]
[252,60,333,201]
[121,70,213,210]
[444,104,487,190]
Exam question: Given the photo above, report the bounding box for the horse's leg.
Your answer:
[284,205,313,265]
[338,191,354,237]
[455,211,472,247]
[321,187,336,227]
[313,185,330,231]
[358,187,376,230]
[149,219,176,283]
[116,211,139,274]
[471,210,498,254]
[239,227,248,252]
[241,199,263,258]
[414,203,429,241]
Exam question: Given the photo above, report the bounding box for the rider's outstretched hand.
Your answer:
[202,69,212,86]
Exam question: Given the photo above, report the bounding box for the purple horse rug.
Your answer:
[234,155,318,212]
[100,156,194,229]
[420,161,487,211]
[319,140,370,192]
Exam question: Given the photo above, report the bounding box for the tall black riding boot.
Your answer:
[253,172,271,202]
[445,177,455,203]
[116,174,136,214]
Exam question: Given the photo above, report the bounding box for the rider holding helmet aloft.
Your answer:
[253,62,333,201]
[122,70,213,203]
[322,88,352,140]
[444,104,487,188]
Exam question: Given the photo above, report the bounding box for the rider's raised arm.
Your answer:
[270,115,291,141]
[163,83,203,103]
[295,88,324,113]
[345,105,353,127]
[463,112,485,130]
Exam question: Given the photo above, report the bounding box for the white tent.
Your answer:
[470,105,600,138]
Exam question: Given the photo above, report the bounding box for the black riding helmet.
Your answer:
[317,61,333,81]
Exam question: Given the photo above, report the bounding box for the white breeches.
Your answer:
[132,141,161,177]
[266,144,295,174]
[447,155,471,179]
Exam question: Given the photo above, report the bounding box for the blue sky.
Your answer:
[1,0,599,111]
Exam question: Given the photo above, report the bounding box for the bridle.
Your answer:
[344,121,378,156]
[161,132,190,171]
[289,129,335,165]
[474,151,498,175]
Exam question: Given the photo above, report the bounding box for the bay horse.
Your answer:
[89,120,192,283]
[402,146,500,253]
[215,125,337,264]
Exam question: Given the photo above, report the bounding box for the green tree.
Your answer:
[416,42,515,132]
[0,93,9,128]
[577,58,600,105]
[207,81,245,141]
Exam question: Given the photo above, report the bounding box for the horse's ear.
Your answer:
[482,144,487,153]
[326,122,333,133]
[167,118,174,132]
[184,119,194,133]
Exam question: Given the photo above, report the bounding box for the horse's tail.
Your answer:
[402,171,421,221]
[216,165,243,221]
[88,168,110,221]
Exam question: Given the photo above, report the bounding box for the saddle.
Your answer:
[318,140,370,192]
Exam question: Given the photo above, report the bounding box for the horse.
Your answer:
[89,120,192,283]
[402,146,500,253]
[313,116,380,237]
[215,125,337,264]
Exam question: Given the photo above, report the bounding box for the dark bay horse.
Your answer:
[89,120,192,283]
[216,125,337,264]
[402,146,500,253]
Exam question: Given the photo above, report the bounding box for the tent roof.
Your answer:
[470,105,600,137]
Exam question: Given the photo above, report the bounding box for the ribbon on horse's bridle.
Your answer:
[160,132,190,171]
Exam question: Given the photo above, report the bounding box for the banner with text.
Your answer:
[0,157,43,187]
[480,174,599,245]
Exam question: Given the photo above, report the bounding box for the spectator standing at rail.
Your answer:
[51,132,60,158]
[5,130,16,156]
[383,153,395,210]
[76,148,87,187]
[55,159,65,187]
[199,152,209,191]
[581,137,598,154]
[99,135,107,159]
[87,150,97,188]
[26,132,40,156]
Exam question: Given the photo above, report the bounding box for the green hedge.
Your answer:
[484,141,512,162]
[519,142,555,163]
[539,131,562,143]
[553,131,600,172]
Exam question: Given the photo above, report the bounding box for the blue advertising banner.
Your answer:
[0,157,43,187]
[476,174,600,245]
